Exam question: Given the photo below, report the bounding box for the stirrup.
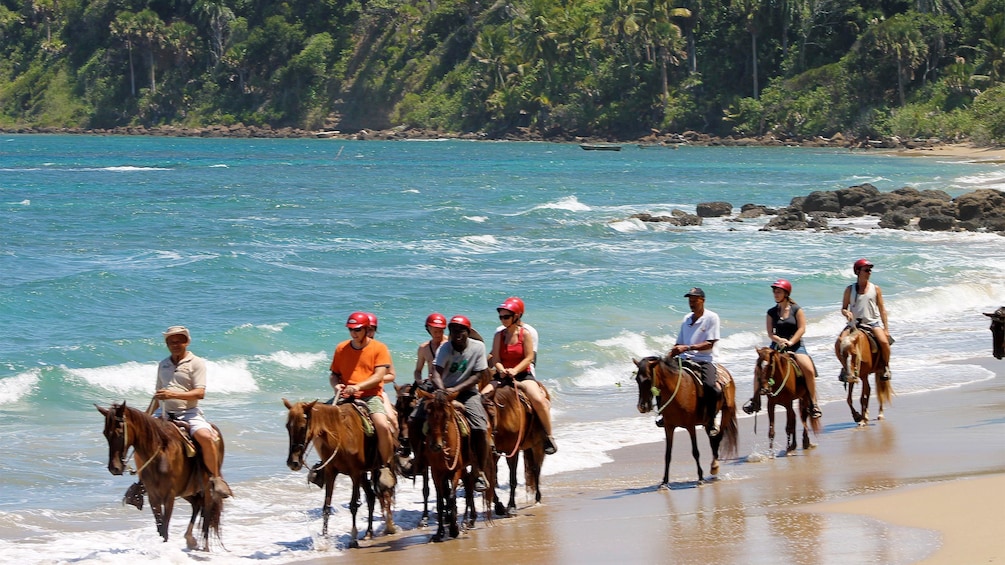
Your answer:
[655,417,664,428]
[123,482,145,510]
[474,472,488,492]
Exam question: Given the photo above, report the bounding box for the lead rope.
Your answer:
[121,415,162,476]
[768,353,794,397]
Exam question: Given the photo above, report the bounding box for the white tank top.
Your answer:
[848,282,880,325]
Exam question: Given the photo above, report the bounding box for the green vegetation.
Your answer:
[0,0,1002,141]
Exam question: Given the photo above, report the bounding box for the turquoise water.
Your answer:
[1,135,1004,562]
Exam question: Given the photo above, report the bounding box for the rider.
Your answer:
[836,258,892,381]
[152,325,232,499]
[483,296,557,455]
[427,315,493,492]
[413,312,449,384]
[365,312,399,428]
[665,288,723,436]
[329,311,396,489]
[744,279,822,418]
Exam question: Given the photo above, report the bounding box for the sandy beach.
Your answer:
[893,142,1005,163]
[314,356,1005,565]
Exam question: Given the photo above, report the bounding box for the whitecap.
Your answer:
[534,195,591,212]
[608,218,647,232]
[0,370,40,405]
[209,164,229,168]
[463,215,488,222]
[260,350,328,370]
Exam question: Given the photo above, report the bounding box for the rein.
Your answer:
[430,398,462,471]
[304,408,341,474]
[654,357,685,414]
[766,351,795,397]
[118,413,162,476]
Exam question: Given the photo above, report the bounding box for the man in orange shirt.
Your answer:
[329,311,396,488]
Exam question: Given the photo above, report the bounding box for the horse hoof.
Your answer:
[385,524,397,535]
[185,536,198,550]
[877,414,885,421]
[348,539,360,549]
[418,517,429,528]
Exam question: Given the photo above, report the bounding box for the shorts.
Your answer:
[157,407,214,436]
[771,342,808,355]
[324,395,386,416]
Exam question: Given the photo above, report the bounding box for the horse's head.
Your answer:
[282,398,317,471]
[984,307,1005,360]
[633,357,660,414]
[393,383,417,441]
[416,388,458,453]
[96,402,130,476]
[753,347,774,393]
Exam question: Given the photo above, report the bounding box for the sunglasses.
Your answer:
[861,268,873,273]
[349,327,365,333]
[498,314,514,320]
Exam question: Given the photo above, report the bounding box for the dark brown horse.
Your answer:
[96,402,224,550]
[282,399,396,546]
[984,307,1005,359]
[415,389,484,542]
[484,379,547,516]
[836,326,894,424]
[633,356,738,487]
[393,382,431,527]
[753,347,821,453]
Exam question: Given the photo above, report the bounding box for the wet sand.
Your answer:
[318,359,1005,564]
[892,142,1005,163]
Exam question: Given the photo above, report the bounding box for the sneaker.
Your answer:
[837,367,847,382]
[123,482,145,510]
[881,367,892,381]
[742,397,760,415]
[473,472,488,492]
[543,436,557,455]
[210,476,233,499]
[378,466,396,490]
[708,412,722,437]
[655,417,664,428]
[811,405,823,419]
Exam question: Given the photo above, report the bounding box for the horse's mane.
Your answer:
[116,403,172,451]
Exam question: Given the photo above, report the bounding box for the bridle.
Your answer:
[428,395,462,471]
[111,408,161,476]
[761,349,795,397]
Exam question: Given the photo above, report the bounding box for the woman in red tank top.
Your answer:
[489,297,557,455]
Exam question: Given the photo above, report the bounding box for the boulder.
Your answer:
[802,190,841,213]
[696,201,733,217]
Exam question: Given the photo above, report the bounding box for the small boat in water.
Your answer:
[580,143,622,151]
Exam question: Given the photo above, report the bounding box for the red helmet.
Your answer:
[770,279,792,294]
[448,315,472,329]
[497,296,525,317]
[853,258,874,272]
[365,312,378,328]
[345,311,370,329]
[425,312,447,328]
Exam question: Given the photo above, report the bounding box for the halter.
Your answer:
[430,397,462,471]
[298,406,342,474]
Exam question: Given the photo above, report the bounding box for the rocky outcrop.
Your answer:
[696,201,733,217]
[630,211,703,226]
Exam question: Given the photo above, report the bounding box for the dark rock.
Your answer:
[802,191,841,213]
[879,210,912,228]
[696,201,733,217]
[918,214,956,231]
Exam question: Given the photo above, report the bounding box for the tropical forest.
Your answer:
[0,0,1003,142]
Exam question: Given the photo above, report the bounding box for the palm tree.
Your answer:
[864,14,928,106]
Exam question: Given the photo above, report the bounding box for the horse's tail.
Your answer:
[876,377,894,406]
[809,408,823,435]
[201,489,224,548]
[718,380,739,459]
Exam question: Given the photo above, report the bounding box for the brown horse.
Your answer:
[836,326,894,424]
[633,356,738,487]
[393,382,432,527]
[96,402,224,550]
[484,379,547,516]
[984,307,1005,359]
[415,389,485,542]
[753,347,821,453]
[282,399,396,546]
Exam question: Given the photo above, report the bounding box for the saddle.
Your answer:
[855,324,880,355]
[165,415,197,458]
[342,399,376,436]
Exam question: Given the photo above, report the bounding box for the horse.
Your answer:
[95,402,224,550]
[984,307,1005,360]
[484,378,547,516]
[393,382,432,527]
[415,389,484,542]
[752,347,821,453]
[836,325,894,424]
[633,356,738,487]
[282,398,396,546]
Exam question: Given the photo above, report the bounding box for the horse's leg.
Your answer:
[800,398,815,450]
[377,473,396,535]
[527,445,543,505]
[785,402,797,453]
[322,473,334,537]
[184,495,201,550]
[361,476,376,540]
[688,427,704,484]
[147,496,167,541]
[875,371,887,420]
[347,478,361,548]
[506,454,519,514]
[160,497,176,543]
[447,477,460,538]
[860,377,872,425]
[660,426,675,488]
[420,466,430,527]
[464,471,477,529]
[847,381,864,423]
[767,399,777,453]
[432,473,447,542]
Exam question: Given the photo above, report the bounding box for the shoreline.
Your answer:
[319,362,1005,564]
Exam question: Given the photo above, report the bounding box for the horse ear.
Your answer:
[96,404,109,416]
[282,397,293,409]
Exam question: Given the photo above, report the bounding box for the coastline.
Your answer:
[319,359,1005,565]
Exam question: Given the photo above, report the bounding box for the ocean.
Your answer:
[1,135,1003,563]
